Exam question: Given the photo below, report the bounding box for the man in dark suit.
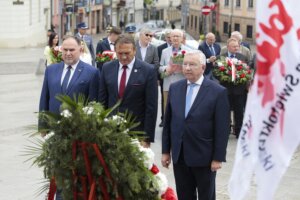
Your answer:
[162,50,230,200]
[39,35,100,200]
[219,38,248,138]
[157,29,172,127]
[198,32,221,79]
[75,22,95,66]
[95,26,121,71]
[99,34,158,147]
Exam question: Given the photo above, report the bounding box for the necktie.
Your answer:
[62,65,72,93]
[119,65,127,98]
[209,45,215,56]
[230,54,235,58]
[185,83,196,117]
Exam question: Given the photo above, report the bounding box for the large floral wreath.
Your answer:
[27,95,176,200]
[213,56,253,85]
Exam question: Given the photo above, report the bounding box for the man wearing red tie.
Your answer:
[99,34,158,147]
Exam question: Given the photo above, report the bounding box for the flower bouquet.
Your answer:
[213,56,253,85]
[50,46,63,63]
[96,50,116,63]
[26,95,177,200]
[170,50,186,65]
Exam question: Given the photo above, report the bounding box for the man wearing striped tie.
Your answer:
[162,50,230,200]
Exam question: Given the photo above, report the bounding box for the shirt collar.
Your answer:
[187,75,204,86]
[64,60,80,70]
[139,41,149,48]
[119,57,135,70]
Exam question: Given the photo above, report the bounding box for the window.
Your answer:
[225,0,229,6]
[236,0,241,7]
[187,16,189,27]
[195,16,197,31]
[234,23,240,31]
[223,22,229,34]
[248,0,254,8]
[247,25,253,38]
[191,15,194,29]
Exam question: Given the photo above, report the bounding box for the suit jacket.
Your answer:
[76,33,95,65]
[96,37,111,54]
[39,61,100,127]
[99,58,158,142]
[159,45,191,91]
[135,41,159,69]
[157,42,169,61]
[162,78,230,166]
[95,38,112,71]
[220,46,251,65]
[198,42,221,75]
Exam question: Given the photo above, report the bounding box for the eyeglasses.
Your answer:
[145,33,153,38]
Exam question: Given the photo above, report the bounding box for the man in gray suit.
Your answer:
[135,28,159,69]
[75,22,95,65]
[159,29,192,111]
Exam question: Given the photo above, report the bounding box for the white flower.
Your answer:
[217,62,223,66]
[141,147,155,169]
[123,129,130,134]
[232,58,238,64]
[155,172,169,197]
[44,131,55,140]
[111,115,127,125]
[82,106,94,115]
[104,118,109,122]
[61,109,72,118]
[131,139,142,148]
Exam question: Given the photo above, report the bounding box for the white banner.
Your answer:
[228,0,300,199]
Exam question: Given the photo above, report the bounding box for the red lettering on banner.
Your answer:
[256,0,293,106]
[297,29,300,40]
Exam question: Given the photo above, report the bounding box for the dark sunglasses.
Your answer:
[145,33,153,38]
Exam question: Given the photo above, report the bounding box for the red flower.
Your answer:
[161,187,178,200]
[228,70,232,75]
[240,73,246,78]
[181,50,186,55]
[219,66,225,71]
[173,52,177,56]
[150,164,160,175]
[237,66,243,71]
[247,69,252,74]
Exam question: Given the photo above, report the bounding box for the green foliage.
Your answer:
[144,0,153,5]
[29,95,160,200]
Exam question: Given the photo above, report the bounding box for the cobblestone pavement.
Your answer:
[0,33,299,200]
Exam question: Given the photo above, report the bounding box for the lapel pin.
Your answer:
[134,69,137,73]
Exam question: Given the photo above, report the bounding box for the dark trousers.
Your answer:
[228,93,246,137]
[159,78,164,121]
[173,149,216,200]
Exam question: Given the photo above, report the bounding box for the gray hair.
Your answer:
[140,27,152,34]
[171,29,183,37]
[231,31,243,41]
[184,50,206,66]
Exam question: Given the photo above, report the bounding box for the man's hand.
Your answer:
[211,160,222,172]
[161,153,171,169]
[40,131,47,137]
[166,63,181,74]
[209,56,217,63]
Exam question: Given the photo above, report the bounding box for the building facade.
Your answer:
[0,0,51,48]
[218,0,256,43]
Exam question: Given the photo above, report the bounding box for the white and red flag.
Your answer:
[228,0,300,199]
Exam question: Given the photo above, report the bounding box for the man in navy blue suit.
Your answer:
[161,50,230,200]
[99,34,158,147]
[39,35,100,200]
[198,32,221,79]
[39,36,100,127]
[95,26,121,71]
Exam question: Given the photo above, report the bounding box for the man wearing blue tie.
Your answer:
[39,35,100,200]
[161,50,230,200]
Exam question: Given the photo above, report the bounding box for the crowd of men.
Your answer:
[40,22,254,200]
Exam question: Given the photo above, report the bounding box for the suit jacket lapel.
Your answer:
[58,63,65,93]
[180,81,188,119]
[66,61,84,94]
[123,59,142,98]
[104,39,111,50]
[135,42,142,60]
[187,78,210,117]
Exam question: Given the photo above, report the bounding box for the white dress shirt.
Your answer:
[117,57,135,90]
[186,75,204,106]
[61,61,79,87]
